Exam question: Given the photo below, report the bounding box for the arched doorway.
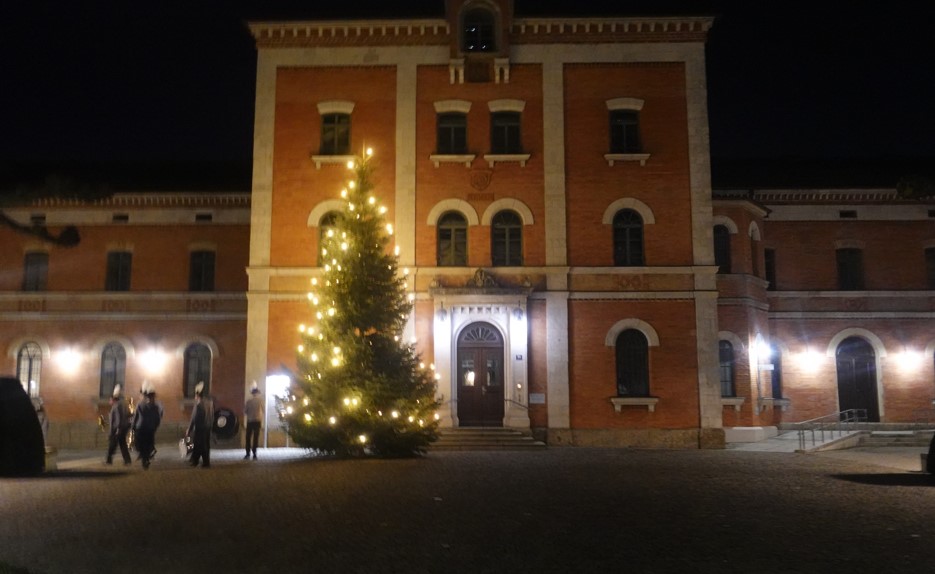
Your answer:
[457,322,504,427]
[835,336,879,422]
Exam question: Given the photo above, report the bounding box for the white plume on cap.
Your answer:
[195,381,205,395]
[142,381,155,395]
[113,384,122,398]
[250,381,259,394]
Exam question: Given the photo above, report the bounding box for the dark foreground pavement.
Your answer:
[2,447,934,574]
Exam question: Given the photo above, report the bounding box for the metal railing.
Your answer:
[795,409,868,451]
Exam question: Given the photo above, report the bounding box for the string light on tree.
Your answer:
[278,148,440,457]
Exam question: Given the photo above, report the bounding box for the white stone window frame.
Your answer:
[605,97,650,166]
[484,99,531,167]
[431,100,476,167]
[604,318,660,412]
[312,100,356,169]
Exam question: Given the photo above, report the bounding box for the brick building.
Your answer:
[0,191,250,448]
[245,0,724,448]
[3,1,932,450]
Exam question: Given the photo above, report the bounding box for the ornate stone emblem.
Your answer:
[468,268,497,288]
[470,169,493,191]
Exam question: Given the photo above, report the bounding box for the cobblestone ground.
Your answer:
[2,447,934,574]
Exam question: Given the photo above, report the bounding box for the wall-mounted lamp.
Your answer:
[436,302,448,321]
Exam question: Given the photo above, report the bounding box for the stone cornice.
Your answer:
[511,17,713,44]
[249,19,451,48]
[249,16,713,49]
[13,193,251,209]
[753,189,900,203]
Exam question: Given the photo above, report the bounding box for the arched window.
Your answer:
[183,343,212,398]
[99,342,126,399]
[461,7,496,52]
[491,210,522,266]
[615,329,649,397]
[437,211,468,266]
[16,342,42,398]
[714,225,732,274]
[719,341,736,397]
[770,345,783,400]
[318,211,340,266]
[613,209,644,266]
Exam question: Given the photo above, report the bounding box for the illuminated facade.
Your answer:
[4,2,932,451]
[0,193,250,448]
[713,187,935,430]
[245,1,726,448]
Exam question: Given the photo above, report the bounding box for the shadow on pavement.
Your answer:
[1,470,128,480]
[831,472,935,487]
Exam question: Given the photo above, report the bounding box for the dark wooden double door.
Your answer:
[457,322,504,427]
[836,336,880,422]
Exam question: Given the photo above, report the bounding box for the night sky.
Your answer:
[2,1,934,187]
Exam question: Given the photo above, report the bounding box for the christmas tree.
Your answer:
[282,150,440,457]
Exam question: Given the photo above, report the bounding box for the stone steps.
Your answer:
[859,430,934,448]
[432,428,546,451]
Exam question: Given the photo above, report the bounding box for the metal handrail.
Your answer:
[795,409,868,451]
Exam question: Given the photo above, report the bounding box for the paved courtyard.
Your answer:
[1,446,933,573]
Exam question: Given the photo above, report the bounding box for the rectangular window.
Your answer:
[490,111,521,154]
[437,113,468,155]
[22,252,49,291]
[926,248,935,290]
[609,110,641,153]
[189,250,216,292]
[836,248,864,290]
[105,252,132,291]
[764,248,777,291]
[320,113,351,155]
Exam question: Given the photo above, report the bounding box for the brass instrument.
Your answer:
[127,396,136,450]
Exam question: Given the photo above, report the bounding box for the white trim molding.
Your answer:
[825,328,888,358]
[434,99,472,114]
[480,198,535,225]
[712,215,739,234]
[604,318,660,347]
[602,198,656,225]
[427,200,480,226]
[308,200,345,227]
[316,100,355,115]
[606,97,645,111]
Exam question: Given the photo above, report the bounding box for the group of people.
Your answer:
[105,382,163,469]
[106,382,263,469]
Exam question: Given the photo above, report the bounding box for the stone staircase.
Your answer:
[858,429,934,448]
[431,427,547,451]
